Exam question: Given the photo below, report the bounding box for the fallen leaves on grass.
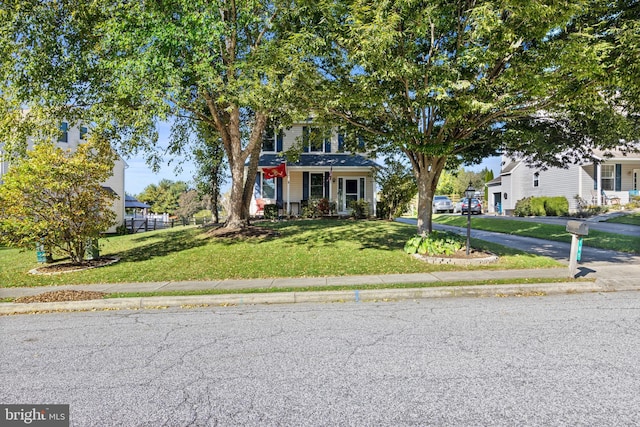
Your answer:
[15,290,107,303]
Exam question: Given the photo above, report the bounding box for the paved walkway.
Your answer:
[1,217,639,314]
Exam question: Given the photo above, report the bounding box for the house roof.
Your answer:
[257,153,380,169]
[485,176,502,187]
[125,194,151,209]
[591,146,640,162]
[500,160,520,175]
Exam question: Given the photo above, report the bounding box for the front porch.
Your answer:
[585,160,640,206]
[251,153,379,218]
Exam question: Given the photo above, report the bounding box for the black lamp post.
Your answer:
[465,181,475,256]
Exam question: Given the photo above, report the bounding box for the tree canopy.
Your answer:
[300,0,639,233]
[0,0,313,229]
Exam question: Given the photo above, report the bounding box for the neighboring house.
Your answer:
[248,122,379,217]
[0,121,127,233]
[487,146,640,215]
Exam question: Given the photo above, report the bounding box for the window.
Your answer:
[601,164,615,191]
[303,127,330,152]
[58,122,68,143]
[533,172,539,187]
[262,126,275,152]
[80,126,88,140]
[310,173,324,198]
[262,175,276,199]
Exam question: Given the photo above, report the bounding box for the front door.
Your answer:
[337,177,365,212]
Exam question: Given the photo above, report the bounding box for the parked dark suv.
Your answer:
[460,198,482,215]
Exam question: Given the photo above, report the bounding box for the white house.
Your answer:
[248,122,380,217]
[487,146,640,215]
[0,121,127,233]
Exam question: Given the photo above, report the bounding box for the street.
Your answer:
[2,293,640,426]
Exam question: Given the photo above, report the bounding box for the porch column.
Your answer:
[596,163,602,206]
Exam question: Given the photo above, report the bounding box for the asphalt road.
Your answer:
[3,292,640,426]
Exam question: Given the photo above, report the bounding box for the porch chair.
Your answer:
[255,198,266,216]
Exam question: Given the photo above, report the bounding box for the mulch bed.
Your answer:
[29,257,119,275]
[14,290,107,304]
[205,225,279,239]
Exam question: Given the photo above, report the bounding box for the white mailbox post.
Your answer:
[566,220,589,278]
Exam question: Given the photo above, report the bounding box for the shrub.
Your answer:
[403,231,464,256]
[301,198,335,218]
[544,197,569,216]
[514,197,533,217]
[264,204,278,220]
[350,199,370,219]
[515,196,568,216]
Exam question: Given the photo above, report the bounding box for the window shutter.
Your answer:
[303,172,309,200]
[276,130,283,152]
[277,177,283,207]
[338,133,344,152]
[324,172,330,197]
[254,173,261,198]
[302,127,309,153]
[615,164,622,191]
[324,137,331,153]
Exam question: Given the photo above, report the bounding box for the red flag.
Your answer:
[262,162,287,179]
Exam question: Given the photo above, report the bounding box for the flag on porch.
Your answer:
[262,162,287,179]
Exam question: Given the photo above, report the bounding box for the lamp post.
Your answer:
[465,181,475,256]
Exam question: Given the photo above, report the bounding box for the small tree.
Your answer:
[175,189,204,223]
[137,179,188,215]
[0,140,117,263]
[375,158,418,220]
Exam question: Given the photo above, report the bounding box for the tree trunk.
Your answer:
[219,110,268,230]
[409,152,447,235]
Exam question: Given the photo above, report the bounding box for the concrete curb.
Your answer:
[0,281,610,315]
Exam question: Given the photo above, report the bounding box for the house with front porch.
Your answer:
[486,146,640,215]
[248,122,379,217]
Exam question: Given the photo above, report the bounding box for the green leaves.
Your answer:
[403,231,464,256]
[0,140,117,263]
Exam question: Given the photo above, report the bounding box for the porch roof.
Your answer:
[125,194,151,209]
[257,153,380,169]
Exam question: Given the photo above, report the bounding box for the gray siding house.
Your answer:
[487,147,640,215]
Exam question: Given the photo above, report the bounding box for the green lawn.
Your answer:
[0,220,561,288]
[606,212,640,226]
[433,215,640,254]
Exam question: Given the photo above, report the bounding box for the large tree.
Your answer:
[0,0,311,230]
[302,0,639,234]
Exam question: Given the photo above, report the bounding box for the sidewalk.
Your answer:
[1,263,639,315]
[2,222,639,315]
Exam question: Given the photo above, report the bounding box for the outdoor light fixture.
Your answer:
[465,181,475,256]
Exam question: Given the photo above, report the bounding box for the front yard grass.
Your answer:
[433,215,640,254]
[605,212,640,226]
[0,220,562,288]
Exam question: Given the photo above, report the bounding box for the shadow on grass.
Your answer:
[112,228,209,263]
[266,219,416,252]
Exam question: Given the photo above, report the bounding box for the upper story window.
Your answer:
[533,172,539,187]
[262,126,276,152]
[58,122,68,143]
[303,126,331,153]
[262,126,283,152]
[80,126,88,140]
